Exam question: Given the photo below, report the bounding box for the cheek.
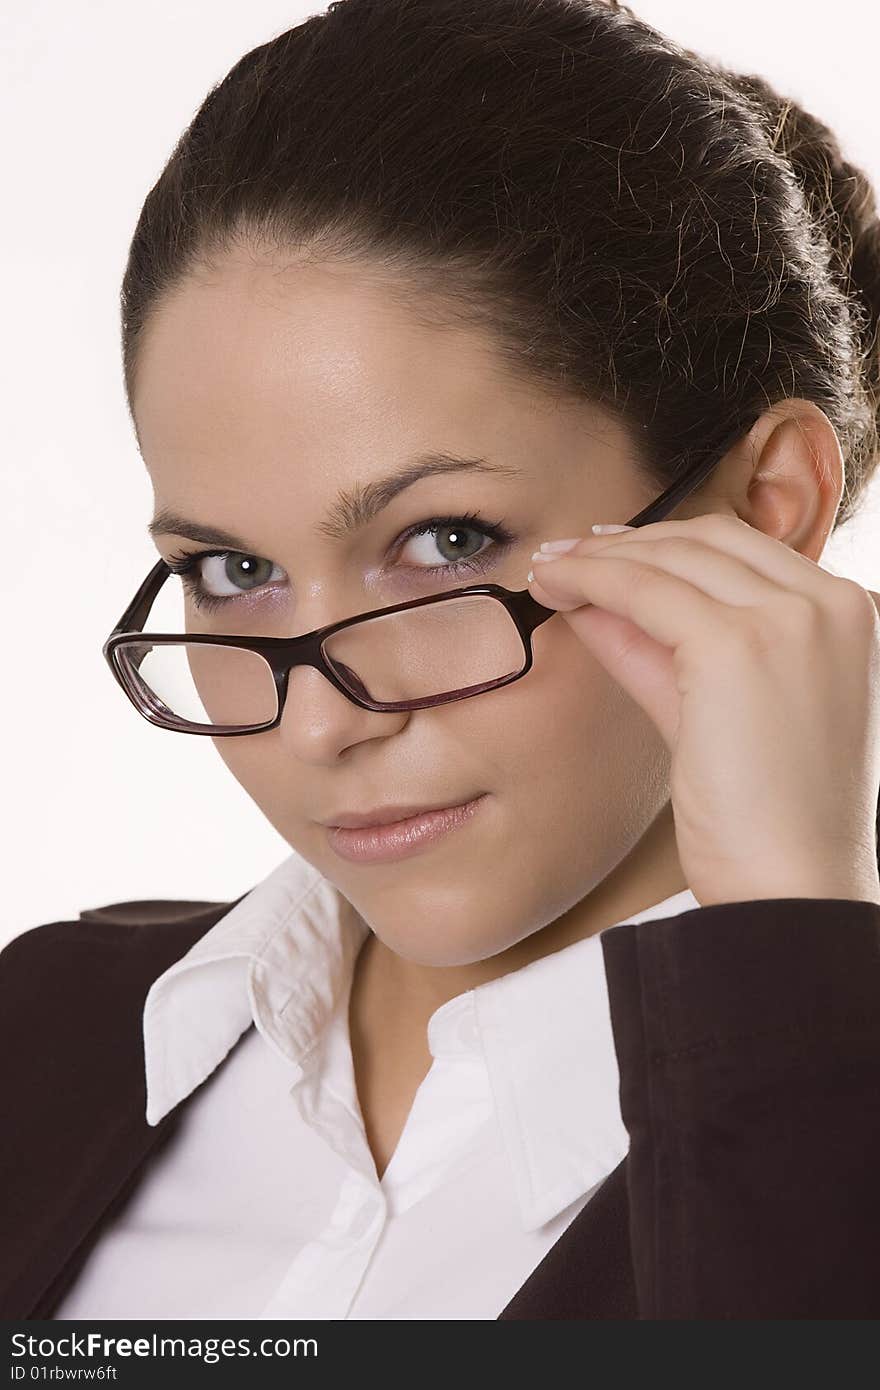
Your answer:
[487,618,665,830]
[490,616,623,760]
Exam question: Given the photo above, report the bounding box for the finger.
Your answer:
[533,535,785,609]
[558,513,832,602]
[526,550,742,654]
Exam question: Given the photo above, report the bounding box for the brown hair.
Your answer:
[120,0,880,530]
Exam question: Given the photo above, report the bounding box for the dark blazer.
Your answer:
[3,872,880,1320]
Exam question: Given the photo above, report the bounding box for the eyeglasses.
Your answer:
[102,419,755,735]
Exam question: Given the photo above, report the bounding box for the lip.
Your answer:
[324,794,488,864]
[323,797,484,829]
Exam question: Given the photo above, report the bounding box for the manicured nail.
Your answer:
[531,549,571,563]
[538,537,584,552]
[591,523,636,534]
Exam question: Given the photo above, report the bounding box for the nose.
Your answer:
[276,662,408,763]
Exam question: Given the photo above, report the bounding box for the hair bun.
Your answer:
[724,70,880,418]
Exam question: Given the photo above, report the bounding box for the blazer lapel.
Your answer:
[497,1156,636,1318]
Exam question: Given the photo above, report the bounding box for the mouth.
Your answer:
[322,794,489,864]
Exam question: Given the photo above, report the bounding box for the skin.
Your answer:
[132,245,864,1177]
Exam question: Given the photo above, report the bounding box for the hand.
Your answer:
[527,514,880,907]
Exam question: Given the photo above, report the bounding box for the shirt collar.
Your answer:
[142,852,697,1230]
[142,852,370,1126]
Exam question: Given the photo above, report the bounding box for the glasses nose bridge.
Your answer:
[267,623,327,675]
[268,623,365,715]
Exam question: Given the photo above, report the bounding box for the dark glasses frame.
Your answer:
[103,416,758,735]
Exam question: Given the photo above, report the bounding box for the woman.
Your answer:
[2,0,880,1320]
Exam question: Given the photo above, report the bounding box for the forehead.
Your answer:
[136,252,528,449]
[132,249,632,536]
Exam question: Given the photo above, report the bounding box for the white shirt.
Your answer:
[53,851,699,1320]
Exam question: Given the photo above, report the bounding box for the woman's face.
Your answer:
[133,247,675,967]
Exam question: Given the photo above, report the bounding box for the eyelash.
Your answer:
[164,510,516,613]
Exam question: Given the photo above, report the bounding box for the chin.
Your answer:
[358,890,544,969]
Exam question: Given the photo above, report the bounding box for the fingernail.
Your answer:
[531,549,570,563]
[538,537,584,552]
[591,523,635,534]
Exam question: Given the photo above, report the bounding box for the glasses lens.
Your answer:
[115,640,279,732]
[322,594,526,707]
[112,570,279,732]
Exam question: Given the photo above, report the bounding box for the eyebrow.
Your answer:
[148,452,524,549]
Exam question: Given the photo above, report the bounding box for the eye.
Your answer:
[392,510,516,578]
[165,550,285,612]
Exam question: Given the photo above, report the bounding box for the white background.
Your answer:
[2,1,878,944]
